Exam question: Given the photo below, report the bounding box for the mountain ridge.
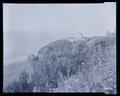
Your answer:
[4,32,116,93]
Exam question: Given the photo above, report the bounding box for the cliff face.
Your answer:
[53,34,116,93]
[29,32,116,93]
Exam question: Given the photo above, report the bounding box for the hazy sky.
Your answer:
[3,3,116,65]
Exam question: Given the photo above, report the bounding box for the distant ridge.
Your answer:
[4,56,27,66]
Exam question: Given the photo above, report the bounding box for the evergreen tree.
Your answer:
[19,69,30,92]
[6,79,20,92]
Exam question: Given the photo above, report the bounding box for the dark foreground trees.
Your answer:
[5,69,33,92]
[5,79,20,92]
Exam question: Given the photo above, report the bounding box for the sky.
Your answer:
[3,2,116,65]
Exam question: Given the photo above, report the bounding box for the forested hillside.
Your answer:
[4,32,116,94]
